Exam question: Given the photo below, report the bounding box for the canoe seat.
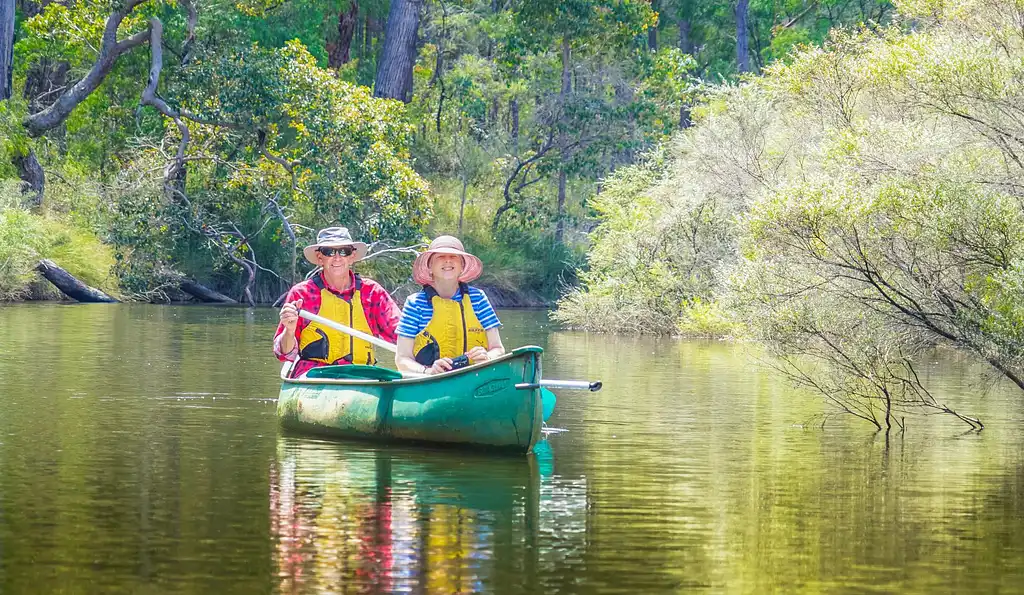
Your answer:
[304,364,404,382]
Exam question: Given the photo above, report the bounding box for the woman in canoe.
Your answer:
[395,235,505,375]
[275,227,402,378]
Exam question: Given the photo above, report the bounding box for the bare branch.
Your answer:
[140,18,189,186]
[360,243,427,261]
[258,129,300,172]
[180,0,198,65]
[25,1,153,136]
[775,2,819,32]
[494,132,557,231]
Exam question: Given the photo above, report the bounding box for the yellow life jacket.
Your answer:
[298,274,377,365]
[413,283,488,366]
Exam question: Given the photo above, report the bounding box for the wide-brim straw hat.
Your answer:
[412,235,483,285]
[302,227,369,265]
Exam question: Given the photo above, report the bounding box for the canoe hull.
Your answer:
[277,347,544,453]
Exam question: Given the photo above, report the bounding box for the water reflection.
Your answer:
[4,305,1024,593]
[270,438,574,593]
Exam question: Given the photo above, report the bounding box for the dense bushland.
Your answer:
[556,0,1024,428]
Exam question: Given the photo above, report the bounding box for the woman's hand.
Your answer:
[466,346,489,363]
[279,299,303,332]
[427,357,453,375]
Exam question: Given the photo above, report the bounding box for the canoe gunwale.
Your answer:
[279,345,544,386]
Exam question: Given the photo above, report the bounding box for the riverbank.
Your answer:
[1,251,556,309]
[4,281,554,309]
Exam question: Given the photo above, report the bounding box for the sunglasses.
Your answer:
[317,246,355,258]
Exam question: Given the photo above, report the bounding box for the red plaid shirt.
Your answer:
[274,271,400,378]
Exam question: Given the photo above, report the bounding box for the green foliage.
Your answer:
[552,144,722,334]
[104,39,429,301]
[16,0,164,174]
[505,0,655,58]
[677,298,740,338]
[553,82,790,334]
[184,39,429,238]
[0,97,30,175]
[1,0,893,305]
[409,0,701,298]
[748,0,894,67]
[561,0,1024,427]
[422,171,583,303]
[0,181,117,301]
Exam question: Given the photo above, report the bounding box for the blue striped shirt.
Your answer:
[397,286,501,338]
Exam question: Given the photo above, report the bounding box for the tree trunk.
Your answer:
[435,87,444,134]
[429,1,446,133]
[0,0,13,101]
[140,18,190,204]
[180,280,237,303]
[12,149,44,208]
[165,158,187,202]
[328,0,359,69]
[560,38,571,100]
[373,0,424,103]
[679,18,692,128]
[556,168,567,244]
[16,17,71,206]
[23,0,152,137]
[364,15,373,58]
[679,18,692,56]
[510,96,519,155]
[353,9,363,59]
[486,0,498,57]
[458,177,468,235]
[555,37,571,245]
[16,0,48,18]
[36,259,118,302]
[735,0,750,73]
[647,0,659,51]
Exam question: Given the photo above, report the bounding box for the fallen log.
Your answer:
[36,259,118,303]
[180,280,237,303]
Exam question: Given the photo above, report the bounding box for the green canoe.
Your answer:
[277,346,544,453]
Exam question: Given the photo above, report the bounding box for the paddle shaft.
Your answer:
[296,309,602,391]
[297,310,399,353]
[540,379,602,392]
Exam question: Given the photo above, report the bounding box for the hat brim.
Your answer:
[412,247,483,285]
[303,241,369,265]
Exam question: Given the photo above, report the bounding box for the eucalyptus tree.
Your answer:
[328,0,359,68]
[374,0,424,102]
[0,0,12,101]
[735,0,750,72]
[12,0,429,302]
[493,0,663,243]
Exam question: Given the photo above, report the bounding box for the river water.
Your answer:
[1,303,1023,594]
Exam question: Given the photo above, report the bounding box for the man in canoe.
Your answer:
[395,235,506,375]
[275,227,401,378]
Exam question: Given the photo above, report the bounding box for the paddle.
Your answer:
[541,388,557,421]
[296,309,602,392]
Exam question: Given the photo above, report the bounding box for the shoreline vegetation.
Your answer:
[0,0,891,310]
[557,0,1024,430]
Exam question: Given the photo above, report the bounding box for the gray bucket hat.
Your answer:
[302,227,369,264]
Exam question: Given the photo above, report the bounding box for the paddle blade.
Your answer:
[531,439,554,477]
[541,388,557,422]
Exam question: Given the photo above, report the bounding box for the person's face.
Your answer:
[429,253,464,282]
[316,246,357,275]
